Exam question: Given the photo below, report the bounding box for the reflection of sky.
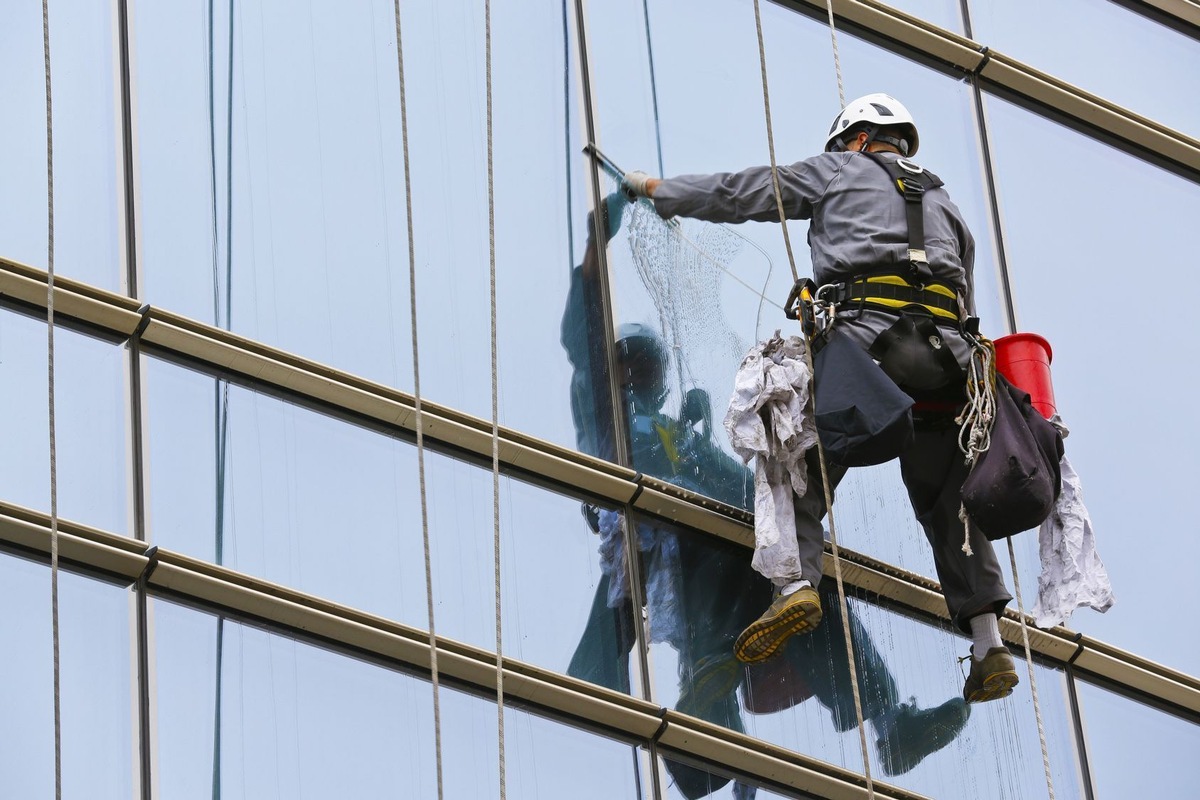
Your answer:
[0,0,1197,796]
[969,0,1200,137]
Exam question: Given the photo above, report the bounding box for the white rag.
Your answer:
[1033,454,1115,627]
[723,334,819,583]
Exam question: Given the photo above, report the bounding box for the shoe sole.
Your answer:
[966,668,1019,703]
[733,598,822,663]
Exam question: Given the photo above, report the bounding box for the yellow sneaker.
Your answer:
[962,646,1019,703]
[733,586,822,663]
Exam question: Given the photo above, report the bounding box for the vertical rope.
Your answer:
[824,0,846,107]
[751,0,800,286]
[207,8,235,798]
[752,1,873,792]
[392,3,444,797]
[41,1,62,797]
[1007,541,1057,799]
[484,2,507,797]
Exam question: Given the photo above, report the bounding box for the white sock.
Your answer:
[780,579,811,596]
[969,613,1003,656]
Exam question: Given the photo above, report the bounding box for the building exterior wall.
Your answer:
[0,1,1196,798]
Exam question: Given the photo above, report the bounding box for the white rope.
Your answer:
[752,1,874,793]
[824,0,846,107]
[1007,541,1057,799]
[41,1,62,796]
[484,1,507,797]
[751,0,801,286]
[955,337,997,556]
[391,3,444,797]
[957,337,997,467]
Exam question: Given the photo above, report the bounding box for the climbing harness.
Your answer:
[41,2,63,797]
[392,3,445,798]
[752,0,876,793]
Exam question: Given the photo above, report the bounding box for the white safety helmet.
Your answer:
[825,93,919,156]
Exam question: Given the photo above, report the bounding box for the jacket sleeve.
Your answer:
[651,156,839,224]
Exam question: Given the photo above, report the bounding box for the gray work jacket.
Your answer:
[652,150,978,359]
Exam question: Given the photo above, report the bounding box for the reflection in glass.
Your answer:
[1078,679,1199,799]
[132,0,592,455]
[0,0,121,289]
[968,0,1200,136]
[586,3,1007,585]
[0,554,133,798]
[0,309,127,533]
[144,354,637,694]
[984,94,1200,675]
[637,526,1083,796]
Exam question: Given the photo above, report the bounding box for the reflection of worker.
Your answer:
[624,93,1019,705]
[562,192,969,789]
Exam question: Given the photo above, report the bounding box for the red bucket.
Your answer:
[994,333,1056,419]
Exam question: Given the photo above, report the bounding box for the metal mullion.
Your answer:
[960,0,1018,334]
[571,1,662,796]
[1064,664,1098,800]
[113,0,154,796]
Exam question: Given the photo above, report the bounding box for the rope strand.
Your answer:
[1008,541,1057,799]
[484,2,507,797]
[825,0,846,107]
[392,3,444,797]
[752,1,873,792]
[41,1,62,796]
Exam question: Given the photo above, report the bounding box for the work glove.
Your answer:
[622,170,654,200]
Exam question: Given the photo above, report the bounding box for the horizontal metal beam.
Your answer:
[2,258,1197,722]
[775,0,1200,177]
[0,503,931,800]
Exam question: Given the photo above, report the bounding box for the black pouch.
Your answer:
[868,310,965,395]
[812,331,915,467]
[961,377,1064,540]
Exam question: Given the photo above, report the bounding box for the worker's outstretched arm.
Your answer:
[626,156,837,226]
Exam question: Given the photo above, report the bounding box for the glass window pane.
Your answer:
[144,355,428,622]
[1077,679,1200,799]
[587,2,1006,529]
[144,355,639,695]
[643,524,1083,796]
[0,0,122,289]
[153,597,645,798]
[0,554,134,798]
[968,0,1200,136]
[0,308,128,534]
[132,1,593,457]
[984,93,1200,674]
[152,598,437,798]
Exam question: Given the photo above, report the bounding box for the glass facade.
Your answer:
[1,1,1197,798]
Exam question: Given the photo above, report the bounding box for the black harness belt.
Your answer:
[834,275,960,322]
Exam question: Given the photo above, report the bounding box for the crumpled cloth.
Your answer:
[723,334,819,582]
[596,508,686,648]
[1033,454,1115,627]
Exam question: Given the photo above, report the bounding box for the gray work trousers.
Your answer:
[791,424,1013,633]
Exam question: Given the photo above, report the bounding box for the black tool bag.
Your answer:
[812,331,915,467]
[961,377,1064,540]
